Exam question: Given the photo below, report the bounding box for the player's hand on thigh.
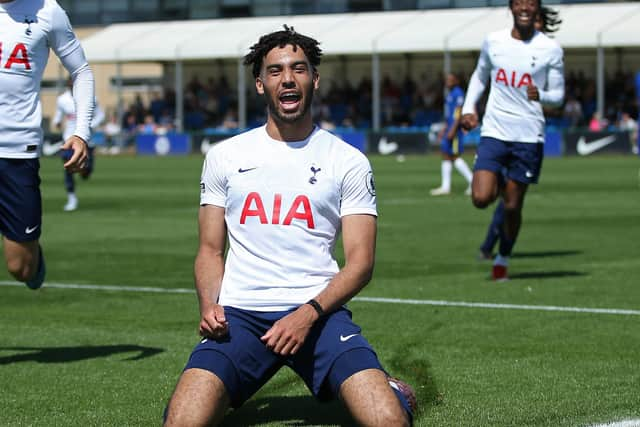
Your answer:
[260,307,315,356]
[61,136,89,172]
[199,303,229,339]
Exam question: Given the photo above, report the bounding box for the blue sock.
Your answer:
[480,201,504,254]
[64,170,75,193]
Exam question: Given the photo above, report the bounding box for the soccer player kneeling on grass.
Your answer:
[164,26,416,427]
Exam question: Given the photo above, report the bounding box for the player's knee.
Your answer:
[373,404,410,427]
[472,192,493,209]
[6,258,33,282]
[162,399,194,427]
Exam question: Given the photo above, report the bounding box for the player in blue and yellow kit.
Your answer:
[430,72,473,196]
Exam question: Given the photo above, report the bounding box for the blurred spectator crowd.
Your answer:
[97,68,639,146]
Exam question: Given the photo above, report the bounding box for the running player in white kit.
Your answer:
[461,0,564,280]
[477,5,563,263]
[164,26,416,427]
[0,0,94,289]
[52,78,104,211]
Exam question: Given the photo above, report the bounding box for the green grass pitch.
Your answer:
[0,153,639,426]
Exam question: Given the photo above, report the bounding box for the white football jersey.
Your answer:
[0,0,93,158]
[200,125,377,311]
[462,28,564,143]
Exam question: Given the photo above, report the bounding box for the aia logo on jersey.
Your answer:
[0,42,32,70]
[240,192,315,229]
[495,68,532,88]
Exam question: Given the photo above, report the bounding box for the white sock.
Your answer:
[441,160,452,191]
[68,193,77,203]
[494,254,509,267]
[454,157,473,184]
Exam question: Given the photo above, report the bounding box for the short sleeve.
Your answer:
[340,153,377,217]
[200,147,227,207]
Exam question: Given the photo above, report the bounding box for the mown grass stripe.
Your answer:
[3,281,639,316]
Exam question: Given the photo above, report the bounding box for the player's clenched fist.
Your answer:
[199,303,229,339]
[461,113,479,131]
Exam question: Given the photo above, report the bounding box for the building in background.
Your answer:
[40,1,640,144]
[56,0,607,26]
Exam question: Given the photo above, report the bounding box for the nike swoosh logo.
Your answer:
[25,225,39,234]
[576,135,617,156]
[340,333,359,342]
[238,167,257,173]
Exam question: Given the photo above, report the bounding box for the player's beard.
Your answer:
[264,81,314,124]
[514,19,535,38]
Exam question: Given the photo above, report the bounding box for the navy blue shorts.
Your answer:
[184,306,383,408]
[0,158,41,242]
[474,137,544,184]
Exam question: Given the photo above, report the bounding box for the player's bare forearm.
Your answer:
[195,251,228,338]
[261,246,374,356]
[194,205,228,337]
[261,214,376,355]
[311,214,376,314]
[194,247,224,313]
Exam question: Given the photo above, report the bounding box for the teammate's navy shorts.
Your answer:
[184,306,384,408]
[440,134,464,156]
[474,136,544,184]
[0,158,42,242]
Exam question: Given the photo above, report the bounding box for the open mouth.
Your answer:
[517,13,532,25]
[279,91,301,111]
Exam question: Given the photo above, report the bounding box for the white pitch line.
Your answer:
[354,296,640,316]
[0,281,195,294]
[589,420,640,427]
[2,280,640,316]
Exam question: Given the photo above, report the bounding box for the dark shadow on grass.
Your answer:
[218,355,441,426]
[220,396,355,426]
[0,345,164,364]
[511,250,582,259]
[508,271,587,280]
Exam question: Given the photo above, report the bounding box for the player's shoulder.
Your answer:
[205,126,262,159]
[39,0,64,16]
[312,127,371,166]
[534,31,562,52]
[485,28,512,44]
[313,127,363,155]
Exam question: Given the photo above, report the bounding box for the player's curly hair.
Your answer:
[509,0,542,7]
[539,6,562,34]
[244,25,323,78]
